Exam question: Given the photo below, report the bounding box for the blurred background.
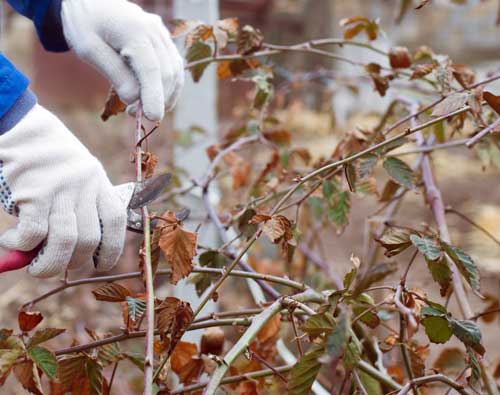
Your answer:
[1,0,500,393]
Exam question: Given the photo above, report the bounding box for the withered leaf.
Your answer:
[340,16,379,41]
[170,19,203,38]
[158,211,197,284]
[92,283,131,302]
[156,297,194,354]
[28,328,65,348]
[389,47,411,69]
[19,311,43,332]
[257,314,281,344]
[432,92,468,117]
[483,91,500,116]
[171,341,204,385]
[237,25,264,55]
[14,361,43,395]
[101,88,126,122]
[217,59,259,80]
[410,63,436,80]
[261,215,293,244]
[223,152,252,189]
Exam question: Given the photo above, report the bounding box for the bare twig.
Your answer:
[445,206,500,248]
[465,117,500,147]
[170,365,294,394]
[134,108,155,395]
[55,317,252,356]
[417,127,499,395]
[22,267,305,308]
[396,373,474,395]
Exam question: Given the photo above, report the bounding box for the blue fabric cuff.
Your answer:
[37,0,69,52]
[0,90,37,135]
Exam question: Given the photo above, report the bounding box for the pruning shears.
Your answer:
[0,173,172,274]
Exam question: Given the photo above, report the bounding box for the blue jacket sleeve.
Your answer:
[0,54,36,135]
[6,0,69,52]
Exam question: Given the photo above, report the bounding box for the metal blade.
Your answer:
[128,173,171,210]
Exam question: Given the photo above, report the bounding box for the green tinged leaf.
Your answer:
[425,255,452,297]
[442,243,481,294]
[358,370,382,394]
[343,337,362,369]
[434,120,445,143]
[421,316,452,344]
[343,266,357,290]
[327,191,351,228]
[0,348,23,376]
[85,358,104,395]
[186,41,212,82]
[353,262,397,296]
[125,297,146,322]
[375,137,408,156]
[449,319,484,355]
[375,226,412,257]
[467,349,481,387]
[28,328,65,348]
[191,250,231,296]
[383,156,414,189]
[353,294,380,329]
[308,197,324,220]
[358,154,378,179]
[57,355,87,392]
[302,313,335,339]
[422,303,448,317]
[326,312,350,360]
[288,346,324,395]
[28,347,57,379]
[322,180,335,199]
[410,234,442,261]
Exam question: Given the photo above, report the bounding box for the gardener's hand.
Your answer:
[61,0,185,121]
[0,105,134,278]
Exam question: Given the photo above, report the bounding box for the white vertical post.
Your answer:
[172,0,219,342]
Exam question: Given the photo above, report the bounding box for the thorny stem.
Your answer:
[395,374,475,395]
[22,267,305,308]
[418,124,499,395]
[54,317,252,356]
[399,313,418,395]
[135,108,155,395]
[192,105,472,322]
[169,365,294,394]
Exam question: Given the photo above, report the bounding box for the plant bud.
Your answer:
[201,327,225,355]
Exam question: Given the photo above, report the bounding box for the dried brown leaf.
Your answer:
[223,152,252,189]
[389,47,411,69]
[18,311,43,332]
[101,88,126,122]
[92,283,131,302]
[14,361,43,395]
[171,341,204,385]
[483,91,500,116]
[158,211,197,284]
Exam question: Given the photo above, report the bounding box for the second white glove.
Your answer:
[0,105,133,278]
[61,0,185,121]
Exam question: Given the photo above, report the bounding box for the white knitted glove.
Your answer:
[61,0,185,122]
[0,105,134,278]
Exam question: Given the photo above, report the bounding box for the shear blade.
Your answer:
[128,173,171,210]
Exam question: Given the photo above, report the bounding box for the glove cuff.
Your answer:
[0,90,37,136]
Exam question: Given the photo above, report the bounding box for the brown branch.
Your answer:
[54,317,252,356]
[22,267,306,308]
[465,117,500,147]
[395,373,474,395]
[169,365,294,394]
